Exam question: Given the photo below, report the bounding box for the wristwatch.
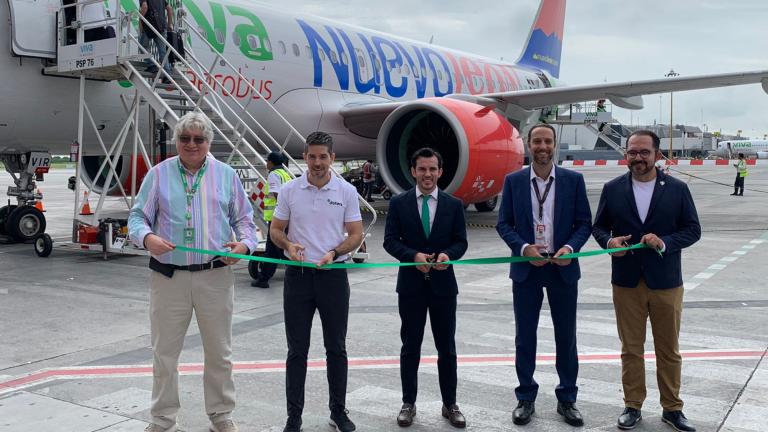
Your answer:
[329,249,339,260]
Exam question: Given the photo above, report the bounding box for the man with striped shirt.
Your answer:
[128,112,257,432]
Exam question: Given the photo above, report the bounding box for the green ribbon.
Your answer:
[175,243,649,269]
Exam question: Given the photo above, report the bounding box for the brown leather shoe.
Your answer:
[397,403,416,427]
[442,404,467,428]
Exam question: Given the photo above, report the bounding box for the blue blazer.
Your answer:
[496,166,592,284]
[383,188,468,296]
[592,169,701,289]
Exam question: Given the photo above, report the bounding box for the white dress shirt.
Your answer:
[416,187,439,231]
[527,166,556,254]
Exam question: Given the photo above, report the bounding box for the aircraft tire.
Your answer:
[474,196,498,213]
[0,205,17,236]
[7,206,46,242]
[34,233,53,257]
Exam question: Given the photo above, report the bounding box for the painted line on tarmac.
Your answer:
[686,231,768,291]
[1,349,763,395]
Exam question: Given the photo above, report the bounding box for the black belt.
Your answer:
[149,257,227,278]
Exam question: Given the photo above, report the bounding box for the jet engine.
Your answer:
[376,98,524,210]
[81,155,151,196]
[757,151,768,159]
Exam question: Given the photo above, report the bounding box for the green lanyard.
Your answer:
[178,160,207,244]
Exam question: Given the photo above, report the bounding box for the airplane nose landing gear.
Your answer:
[0,148,51,246]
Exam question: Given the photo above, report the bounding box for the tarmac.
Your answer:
[0,164,766,432]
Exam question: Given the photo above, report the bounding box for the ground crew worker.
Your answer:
[270,131,363,432]
[731,153,747,196]
[251,152,292,288]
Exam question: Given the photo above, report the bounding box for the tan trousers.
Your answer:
[612,280,684,411]
[149,266,235,428]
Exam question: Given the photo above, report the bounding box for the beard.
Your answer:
[533,151,552,165]
[630,160,654,176]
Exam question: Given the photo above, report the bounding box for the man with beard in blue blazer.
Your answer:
[496,124,592,427]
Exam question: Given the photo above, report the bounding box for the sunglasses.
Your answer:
[178,135,207,145]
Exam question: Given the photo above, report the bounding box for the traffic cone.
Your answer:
[80,191,93,215]
[34,188,45,212]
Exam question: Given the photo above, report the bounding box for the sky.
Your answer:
[270,0,768,138]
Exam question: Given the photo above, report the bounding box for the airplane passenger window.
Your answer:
[319,50,326,61]
[292,43,300,57]
[403,64,410,75]
[341,52,348,65]
[215,30,225,45]
[330,50,338,64]
[278,41,286,55]
[263,38,272,52]
[421,67,427,78]
[232,32,241,47]
[357,54,365,66]
[438,70,443,81]
[247,35,260,51]
[374,57,381,71]
[305,45,311,59]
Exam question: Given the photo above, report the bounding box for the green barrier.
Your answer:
[175,243,650,269]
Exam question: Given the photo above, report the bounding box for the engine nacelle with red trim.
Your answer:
[81,155,151,196]
[376,98,524,204]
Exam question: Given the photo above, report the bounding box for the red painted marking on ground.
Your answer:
[1,350,763,392]
[690,160,703,166]
[747,159,757,165]
[595,160,607,166]
[716,159,729,165]
[572,160,584,166]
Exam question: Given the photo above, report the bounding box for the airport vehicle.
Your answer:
[712,139,768,159]
[2,0,768,245]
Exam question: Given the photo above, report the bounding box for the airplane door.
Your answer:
[8,0,61,58]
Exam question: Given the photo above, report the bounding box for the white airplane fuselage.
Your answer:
[713,139,768,159]
[0,0,551,158]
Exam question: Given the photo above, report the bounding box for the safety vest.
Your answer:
[263,168,291,222]
[737,160,748,177]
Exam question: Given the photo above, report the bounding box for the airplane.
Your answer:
[2,0,768,245]
[712,139,768,159]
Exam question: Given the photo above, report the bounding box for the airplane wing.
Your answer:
[480,69,768,110]
[339,70,768,137]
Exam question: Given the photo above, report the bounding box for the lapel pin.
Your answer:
[660,181,665,186]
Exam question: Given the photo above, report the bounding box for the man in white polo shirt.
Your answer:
[270,131,364,432]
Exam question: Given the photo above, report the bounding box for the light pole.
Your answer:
[665,69,680,158]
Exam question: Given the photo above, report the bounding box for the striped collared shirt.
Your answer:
[128,155,258,265]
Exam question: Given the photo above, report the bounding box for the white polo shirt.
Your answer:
[273,173,362,263]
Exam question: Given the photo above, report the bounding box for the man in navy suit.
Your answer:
[592,130,700,432]
[496,124,592,427]
[384,148,468,429]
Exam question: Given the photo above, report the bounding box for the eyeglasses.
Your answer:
[626,149,653,158]
[178,135,207,145]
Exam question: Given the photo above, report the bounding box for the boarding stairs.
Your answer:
[550,100,626,154]
[45,1,375,257]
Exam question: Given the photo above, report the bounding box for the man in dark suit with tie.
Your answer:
[496,124,592,427]
[592,130,700,432]
[383,147,468,429]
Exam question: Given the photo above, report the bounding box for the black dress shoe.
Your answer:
[397,403,416,427]
[512,400,535,425]
[617,407,642,430]
[662,410,696,432]
[441,404,466,428]
[557,401,584,427]
[283,416,302,432]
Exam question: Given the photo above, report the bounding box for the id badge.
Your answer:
[535,224,547,251]
[183,227,195,244]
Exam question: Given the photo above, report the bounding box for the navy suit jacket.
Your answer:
[496,166,592,284]
[383,188,468,296]
[592,169,701,289]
